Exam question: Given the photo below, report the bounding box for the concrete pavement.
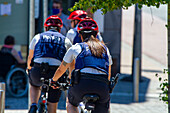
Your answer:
[109,42,168,113]
[108,5,168,112]
[4,42,168,113]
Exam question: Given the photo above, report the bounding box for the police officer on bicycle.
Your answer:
[51,17,112,113]
[66,10,103,45]
[27,15,72,113]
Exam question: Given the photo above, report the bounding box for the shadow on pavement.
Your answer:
[110,73,150,104]
[4,73,150,110]
[5,94,28,109]
[5,91,67,110]
[142,69,163,73]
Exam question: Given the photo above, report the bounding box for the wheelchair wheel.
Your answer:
[6,67,28,97]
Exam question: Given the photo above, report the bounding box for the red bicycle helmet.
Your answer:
[77,17,99,32]
[44,15,63,28]
[68,10,87,21]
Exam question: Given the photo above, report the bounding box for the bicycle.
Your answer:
[78,73,120,113]
[37,77,70,113]
[37,78,49,113]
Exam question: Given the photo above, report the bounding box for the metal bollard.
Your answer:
[28,84,31,109]
[0,82,5,113]
[133,58,139,102]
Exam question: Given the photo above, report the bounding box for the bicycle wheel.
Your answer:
[6,67,28,97]
[38,103,47,113]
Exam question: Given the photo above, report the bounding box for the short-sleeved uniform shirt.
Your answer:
[63,43,112,74]
[28,30,72,103]
[59,13,71,36]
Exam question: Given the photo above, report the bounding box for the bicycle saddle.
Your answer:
[83,94,99,110]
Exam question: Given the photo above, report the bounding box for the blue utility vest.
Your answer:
[33,30,66,62]
[73,28,101,45]
[75,43,109,75]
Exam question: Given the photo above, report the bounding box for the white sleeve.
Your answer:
[66,29,77,44]
[29,34,40,50]
[106,47,113,65]
[97,32,103,41]
[64,37,72,50]
[63,44,82,63]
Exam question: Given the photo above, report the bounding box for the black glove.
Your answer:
[49,78,61,88]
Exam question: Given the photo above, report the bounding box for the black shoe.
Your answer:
[28,105,37,113]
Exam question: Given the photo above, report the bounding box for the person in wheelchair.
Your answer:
[27,15,72,113]
[0,35,27,98]
[51,17,113,113]
[0,35,26,80]
[1,35,26,64]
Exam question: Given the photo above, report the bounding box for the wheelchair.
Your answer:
[0,51,28,97]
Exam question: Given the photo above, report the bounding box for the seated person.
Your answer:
[1,35,25,64]
[0,35,26,80]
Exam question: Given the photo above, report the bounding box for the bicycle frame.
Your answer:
[38,77,70,113]
[78,102,85,113]
[38,78,49,113]
[78,103,91,113]
[78,94,99,113]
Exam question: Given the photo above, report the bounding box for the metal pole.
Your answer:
[43,0,48,22]
[29,0,35,108]
[29,0,35,42]
[0,82,5,113]
[133,58,139,102]
[43,0,48,31]
[132,4,142,81]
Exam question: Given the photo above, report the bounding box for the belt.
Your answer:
[80,73,109,85]
[34,63,59,70]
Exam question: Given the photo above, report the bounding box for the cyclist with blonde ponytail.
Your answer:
[51,17,112,113]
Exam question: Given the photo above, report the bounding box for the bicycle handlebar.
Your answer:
[47,78,70,91]
[40,73,120,92]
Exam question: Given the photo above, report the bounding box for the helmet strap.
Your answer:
[45,27,48,31]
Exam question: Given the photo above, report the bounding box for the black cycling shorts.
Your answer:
[28,64,66,103]
[68,76,110,113]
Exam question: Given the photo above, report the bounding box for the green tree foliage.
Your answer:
[69,0,169,14]
[155,69,169,104]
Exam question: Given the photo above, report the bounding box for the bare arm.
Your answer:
[27,49,34,70]
[53,60,73,81]
[11,49,25,64]
[108,65,111,80]
[68,60,75,79]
